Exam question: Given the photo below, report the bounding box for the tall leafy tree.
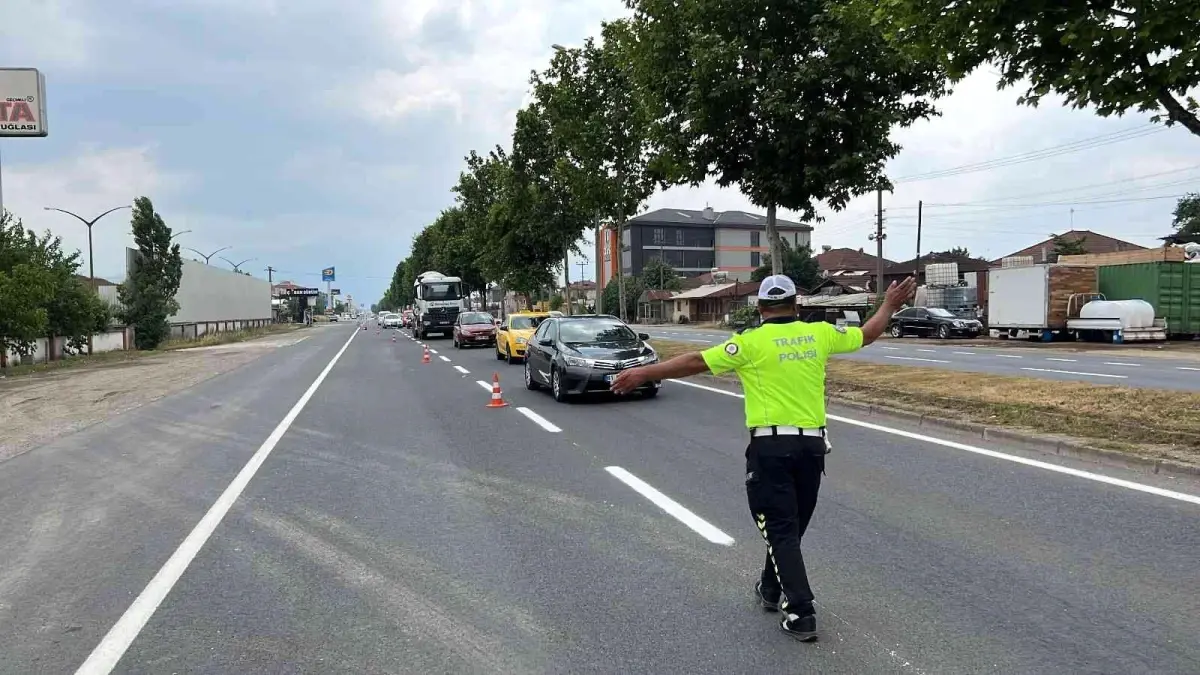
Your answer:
[1051,234,1090,259]
[879,0,1200,138]
[627,0,945,274]
[1171,193,1200,240]
[118,197,184,349]
[750,240,821,291]
[429,207,487,305]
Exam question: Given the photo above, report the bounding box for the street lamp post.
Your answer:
[43,204,133,357]
[170,229,192,240]
[219,257,256,273]
[184,246,231,264]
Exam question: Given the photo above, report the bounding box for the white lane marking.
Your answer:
[76,327,360,674]
[453,365,469,374]
[1103,362,1141,367]
[476,380,492,391]
[685,338,713,343]
[1021,367,1127,379]
[428,349,438,354]
[665,378,1200,506]
[916,349,937,353]
[879,346,900,350]
[952,351,976,355]
[516,407,561,432]
[1179,367,1200,372]
[885,355,951,364]
[1045,357,1077,362]
[439,355,451,362]
[605,466,735,545]
[994,354,1023,359]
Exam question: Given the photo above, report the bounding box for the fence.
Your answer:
[168,318,273,340]
[1,327,134,368]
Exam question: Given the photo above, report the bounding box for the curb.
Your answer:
[683,374,1200,481]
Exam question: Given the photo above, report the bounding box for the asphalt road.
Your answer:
[643,327,1200,391]
[1,323,1198,674]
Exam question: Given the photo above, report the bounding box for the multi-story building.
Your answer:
[595,206,813,287]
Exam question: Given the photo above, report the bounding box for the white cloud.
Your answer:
[0,0,96,68]
[3,146,187,281]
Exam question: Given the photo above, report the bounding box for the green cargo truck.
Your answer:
[1097,262,1200,337]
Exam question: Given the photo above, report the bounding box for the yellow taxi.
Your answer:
[495,312,549,364]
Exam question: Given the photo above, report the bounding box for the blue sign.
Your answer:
[321,267,335,282]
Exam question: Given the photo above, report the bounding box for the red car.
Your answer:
[452,311,497,348]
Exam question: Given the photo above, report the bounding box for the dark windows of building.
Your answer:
[682,250,714,269]
[750,231,760,247]
[652,228,665,244]
[751,251,761,267]
[675,228,685,245]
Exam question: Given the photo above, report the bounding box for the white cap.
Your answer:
[757,274,797,300]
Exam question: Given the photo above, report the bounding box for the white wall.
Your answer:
[170,257,273,323]
[2,328,131,367]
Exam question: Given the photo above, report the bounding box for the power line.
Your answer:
[893,125,1164,183]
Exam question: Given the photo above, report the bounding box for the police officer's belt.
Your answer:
[750,425,825,438]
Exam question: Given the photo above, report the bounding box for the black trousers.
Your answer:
[745,433,825,616]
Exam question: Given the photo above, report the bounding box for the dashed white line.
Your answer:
[685,338,714,343]
[994,354,1023,359]
[453,365,469,374]
[1045,358,1077,362]
[1179,367,1200,372]
[605,466,735,545]
[439,355,451,362]
[879,346,900,350]
[476,380,492,392]
[75,325,362,674]
[885,355,951,364]
[952,351,976,355]
[1020,367,1127,379]
[916,349,937,353]
[1103,362,1140,367]
[516,407,561,432]
[428,349,438,354]
[665,378,1200,506]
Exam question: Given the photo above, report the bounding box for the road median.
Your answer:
[649,339,1200,475]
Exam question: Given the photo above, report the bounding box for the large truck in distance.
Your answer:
[412,271,466,339]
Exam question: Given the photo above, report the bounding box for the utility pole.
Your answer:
[563,245,571,316]
[576,259,588,312]
[593,215,603,315]
[265,266,275,283]
[869,188,887,301]
[616,221,626,322]
[914,200,923,279]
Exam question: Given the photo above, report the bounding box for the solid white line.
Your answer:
[1021,367,1127,379]
[994,354,1023,359]
[439,355,451,362]
[604,466,735,545]
[664,378,1200,506]
[476,380,492,391]
[1045,357,1077,362]
[916,349,937,353]
[952,351,976,355]
[1179,367,1200,372]
[885,355,951,364]
[516,406,561,432]
[75,328,360,674]
[453,365,469,374]
[1103,362,1140,367]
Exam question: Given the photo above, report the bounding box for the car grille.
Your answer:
[591,357,643,370]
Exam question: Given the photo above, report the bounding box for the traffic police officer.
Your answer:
[610,273,915,641]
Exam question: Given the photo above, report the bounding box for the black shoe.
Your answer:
[780,613,818,642]
[754,581,780,612]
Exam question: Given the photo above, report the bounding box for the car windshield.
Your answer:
[461,312,492,325]
[421,282,462,301]
[927,308,955,318]
[510,316,542,330]
[559,319,638,344]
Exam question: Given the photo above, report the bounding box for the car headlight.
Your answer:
[563,355,594,368]
[515,337,527,344]
[952,320,963,327]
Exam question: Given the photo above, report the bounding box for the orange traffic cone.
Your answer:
[486,372,508,408]
[391,334,396,342]
[422,346,431,364]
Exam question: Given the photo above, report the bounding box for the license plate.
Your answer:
[604,374,615,383]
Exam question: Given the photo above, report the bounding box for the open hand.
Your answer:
[884,276,917,307]
[609,368,647,395]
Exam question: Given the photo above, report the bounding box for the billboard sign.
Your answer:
[280,287,320,297]
[321,267,335,282]
[330,288,341,295]
[0,68,48,137]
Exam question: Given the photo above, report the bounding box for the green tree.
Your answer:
[0,263,52,363]
[118,197,183,349]
[1171,193,1200,239]
[429,207,487,305]
[627,0,944,275]
[538,21,665,319]
[879,0,1200,138]
[1051,234,1089,260]
[641,257,683,291]
[601,275,644,321]
[750,239,821,291]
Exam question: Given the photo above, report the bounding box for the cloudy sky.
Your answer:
[1,1,1195,305]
